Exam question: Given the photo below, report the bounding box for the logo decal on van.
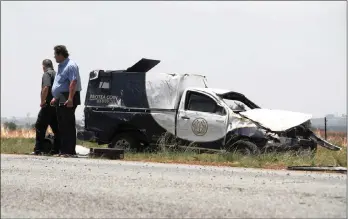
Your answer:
[191,118,208,136]
[89,94,121,104]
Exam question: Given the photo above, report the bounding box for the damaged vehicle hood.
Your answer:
[216,90,312,132]
[239,109,312,132]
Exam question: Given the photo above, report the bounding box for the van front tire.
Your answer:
[109,133,140,152]
[227,139,260,156]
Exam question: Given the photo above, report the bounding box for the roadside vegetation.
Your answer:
[1,126,346,169]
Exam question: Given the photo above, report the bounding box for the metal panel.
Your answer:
[125,58,161,73]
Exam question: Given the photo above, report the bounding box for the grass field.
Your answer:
[1,127,347,169]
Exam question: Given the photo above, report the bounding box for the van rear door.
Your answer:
[125,58,160,73]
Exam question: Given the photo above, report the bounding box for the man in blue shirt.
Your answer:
[50,45,82,157]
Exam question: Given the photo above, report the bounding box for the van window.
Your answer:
[99,81,110,89]
[186,92,217,113]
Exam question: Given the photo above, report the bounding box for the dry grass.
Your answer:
[1,127,346,169]
[314,129,347,147]
[2,126,346,146]
[125,147,347,168]
[1,126,53,139]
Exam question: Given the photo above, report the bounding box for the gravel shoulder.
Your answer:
[1,154,346,218]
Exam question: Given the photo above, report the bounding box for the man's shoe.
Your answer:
[47,150,59,156]
[60,154,78,158]
[30,151,43,155]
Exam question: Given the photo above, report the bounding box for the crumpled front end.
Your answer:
[261,125,342,152]
[307,130,342,151]
[227,109,342,152]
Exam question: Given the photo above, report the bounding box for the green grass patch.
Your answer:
[1,138,35,154]
[0,138,102,154]
[1,137,346,169]
[124,148,347,168]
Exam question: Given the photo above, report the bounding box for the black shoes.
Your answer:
[30,149,77,158]
[47,150,60,156]
[30,150,59,156]
[57,153,78,158]
[30,151,44,156]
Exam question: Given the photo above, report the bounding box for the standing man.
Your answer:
[32,59,61,155]
[51,45,82,157]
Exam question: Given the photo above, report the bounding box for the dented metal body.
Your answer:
[78,58,342,153]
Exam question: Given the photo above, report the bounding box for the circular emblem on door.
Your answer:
[191,118,208,136]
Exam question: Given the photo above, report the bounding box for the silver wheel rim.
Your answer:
[115,139,131,151]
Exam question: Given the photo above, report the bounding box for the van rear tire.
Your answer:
[109,133,140,152]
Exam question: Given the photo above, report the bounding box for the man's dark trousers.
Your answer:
[56,105,77,155]
[34,105,60,153]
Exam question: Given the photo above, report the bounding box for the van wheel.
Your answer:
[227,139,260,156]
[109,133,140,152]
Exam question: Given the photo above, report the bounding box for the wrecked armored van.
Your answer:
[78,58,342,155]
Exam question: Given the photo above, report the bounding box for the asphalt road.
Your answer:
[1,154,346,218]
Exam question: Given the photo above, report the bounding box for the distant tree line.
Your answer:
[3,122,18,131]
[2,121,35,130]
[3,121,83,131]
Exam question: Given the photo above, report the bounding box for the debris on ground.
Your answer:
[287,166,347,173]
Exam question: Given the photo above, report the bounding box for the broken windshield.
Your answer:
[216,91,260,112]
[222,99,251,112]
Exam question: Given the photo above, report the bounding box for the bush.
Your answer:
[4,122,17,131]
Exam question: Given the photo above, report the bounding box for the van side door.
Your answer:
[176,90,228,150]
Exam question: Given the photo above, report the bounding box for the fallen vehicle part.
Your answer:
[89,148,124,160]
[75,145,90,156]
[287,166,347,173]
[308,131,342,151]
[77,58,342,155]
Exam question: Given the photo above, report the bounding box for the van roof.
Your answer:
[187,87,232,96]
[90,70,207,78]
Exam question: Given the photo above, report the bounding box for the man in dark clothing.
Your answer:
[51,45,82,157]
[32,59,61,155]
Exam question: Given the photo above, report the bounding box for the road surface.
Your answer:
[1,154,346,218]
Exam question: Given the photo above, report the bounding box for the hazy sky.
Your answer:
[1,1,346,120]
